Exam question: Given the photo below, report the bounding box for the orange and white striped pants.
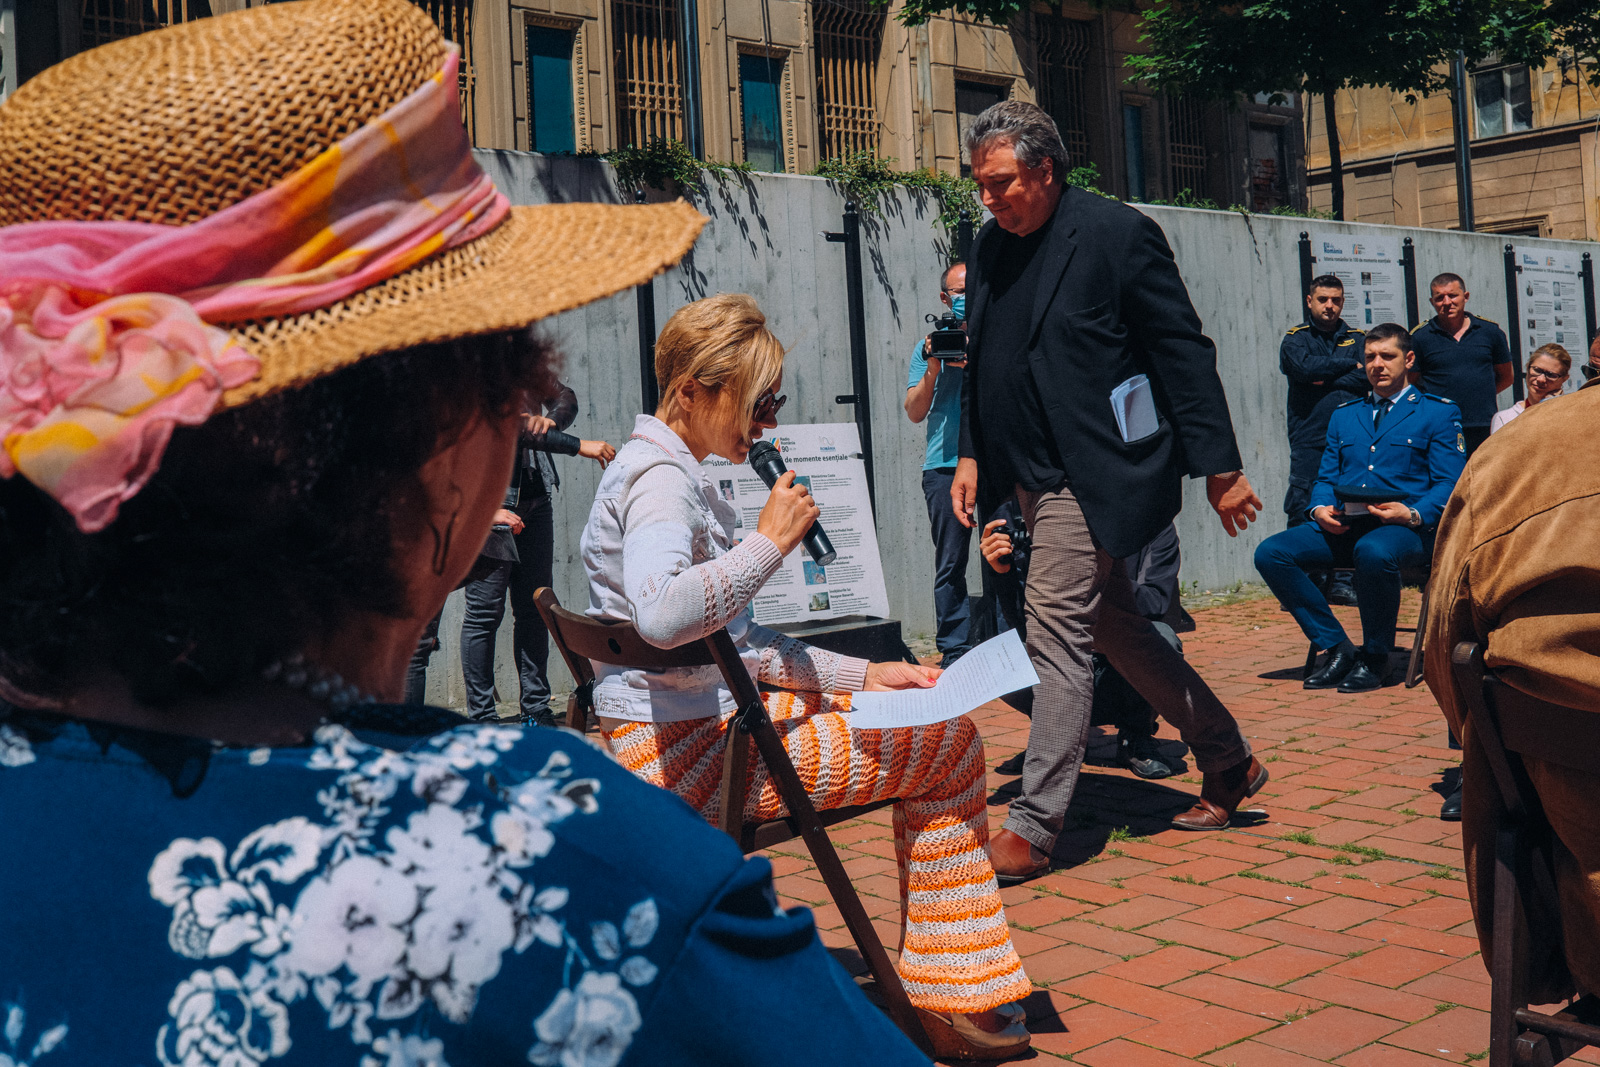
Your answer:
[605,691,1032,1013]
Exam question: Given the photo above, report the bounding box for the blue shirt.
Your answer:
[0,704,928,1067]
[908,338,964,470]
[1410,315,1512,428]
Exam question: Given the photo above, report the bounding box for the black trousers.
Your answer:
[460,494,556,719]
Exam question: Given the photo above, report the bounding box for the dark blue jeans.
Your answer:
[460,494,555,719]
[1254,518,1429,656]
[921,467,971,656]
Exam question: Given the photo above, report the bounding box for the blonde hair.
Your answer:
[655,294,785,422]
[1529,343,1571,375]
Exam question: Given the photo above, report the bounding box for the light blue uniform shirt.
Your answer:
[907,338,965,470]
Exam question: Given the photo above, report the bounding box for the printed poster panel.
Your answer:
[702,423,891,625]
[1513,245,1583,393]
[1311,232,1407,329]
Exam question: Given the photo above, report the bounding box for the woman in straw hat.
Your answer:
[0,3,930,1064]
[581,294,1034,1060]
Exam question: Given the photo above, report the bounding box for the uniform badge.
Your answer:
[1457,432,1465,453]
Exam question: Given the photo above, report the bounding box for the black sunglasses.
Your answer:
[1584,364,1599,382]
[754,387,787,422]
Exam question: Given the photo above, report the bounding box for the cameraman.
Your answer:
[905,262,972,668]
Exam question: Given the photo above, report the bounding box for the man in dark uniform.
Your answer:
[1281,275,1367,519]
[1281,274,1367,605]
[1410,272,1512,456]
[1255,323,1467,693]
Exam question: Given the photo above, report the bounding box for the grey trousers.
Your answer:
[1005,483,1252,852]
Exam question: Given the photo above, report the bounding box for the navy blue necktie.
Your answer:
[1374,398,1392,428]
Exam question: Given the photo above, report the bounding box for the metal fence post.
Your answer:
[1503,244,1524,402]
[824,202,875,511]
[634,189,660,415]
[1298,232,1314,304]
[1581,253,1597,350]
[1401,237,1421,327]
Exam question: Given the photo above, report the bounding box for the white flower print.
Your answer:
[148,819,321,960]
[146,724,649,1066]
[156,968,290,1067]
[526,972,641,1067]
[0,1002,68,1067]
[0,724,35,768]
[360,1029,450,1067]
[281,855,412,996]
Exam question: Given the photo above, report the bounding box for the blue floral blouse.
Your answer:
[0,704,928,1067]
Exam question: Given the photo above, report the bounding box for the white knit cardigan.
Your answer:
[579,415,870,722]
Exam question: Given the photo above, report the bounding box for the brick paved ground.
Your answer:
[763,593,1600,1065]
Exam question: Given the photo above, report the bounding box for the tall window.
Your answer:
[954,79,1006,176]
[1247,122,1288,211]
[1473,64,1532,138]
[413,0,478,143]
[79,0,210,50]
[1166,97,1208,199]
[1034,14,1092,169]
[1122,102,1146,200]
[526,25,576,154]
[739,53,784,171]
[613,0,684,146]
[813,0,883,160]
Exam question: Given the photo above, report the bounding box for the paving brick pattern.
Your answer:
[761,593,1517,1065]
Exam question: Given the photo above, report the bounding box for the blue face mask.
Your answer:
[949,293,967,320]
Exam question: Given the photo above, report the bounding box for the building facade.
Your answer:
[1306,56,1600,240]
[9,0,1305,212]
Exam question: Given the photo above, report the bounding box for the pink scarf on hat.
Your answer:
[0,45,509,533]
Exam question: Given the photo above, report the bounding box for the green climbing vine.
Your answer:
[591,139,1335,234]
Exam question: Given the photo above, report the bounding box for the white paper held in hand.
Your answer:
[848,629,1040,730]
[1110,374,1158,442]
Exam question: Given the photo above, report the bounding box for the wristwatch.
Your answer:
[1407,508,1422,529]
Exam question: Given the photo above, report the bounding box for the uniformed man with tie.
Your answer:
[1254,323,1467,693]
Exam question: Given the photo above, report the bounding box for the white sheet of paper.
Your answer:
[1110,374,1158,442]
[848,630,1040,730]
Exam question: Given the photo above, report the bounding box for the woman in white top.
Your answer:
[1490,344,1570,433]
[581,294,1032,1058]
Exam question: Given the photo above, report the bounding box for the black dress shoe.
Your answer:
[1337,658,1384,692]
[1119,730,1175,779]
[1440,781,1463,821]
[1326,577,1358,607]
[1305,640,1358,689]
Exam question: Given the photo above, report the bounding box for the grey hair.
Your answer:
[964,100,1070,174]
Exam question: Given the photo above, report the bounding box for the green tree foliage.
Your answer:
[1126,0,1574,219]
[879,0,1596,222]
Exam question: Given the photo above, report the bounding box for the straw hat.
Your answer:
[0,0,705,407]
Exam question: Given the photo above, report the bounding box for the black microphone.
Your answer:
[747,440,837,566]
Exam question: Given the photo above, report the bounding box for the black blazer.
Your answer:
[959,186,1243,558]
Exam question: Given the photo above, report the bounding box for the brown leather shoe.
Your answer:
[1170,756,1269,831]
[988,828,1050,885]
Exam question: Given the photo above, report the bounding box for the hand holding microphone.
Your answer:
[748,440,837,565]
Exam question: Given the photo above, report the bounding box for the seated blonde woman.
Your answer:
[1490,343,1570,433]
[581,293,1033,1059]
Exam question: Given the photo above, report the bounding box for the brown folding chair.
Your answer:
[534,587,932,1055]
[1451,642,1600,1067]
[1301,565,1431,688]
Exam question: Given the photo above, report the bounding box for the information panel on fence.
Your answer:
[702,423,891,625]
[1513,245,1583,374]
[1312,232,1407,328]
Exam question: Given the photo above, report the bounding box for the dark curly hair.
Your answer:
[0,329,557,708]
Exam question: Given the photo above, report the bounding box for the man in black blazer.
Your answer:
[952,101,1267,883]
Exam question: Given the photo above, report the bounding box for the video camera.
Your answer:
[924,312,967,361]
[998,517,1031,571]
